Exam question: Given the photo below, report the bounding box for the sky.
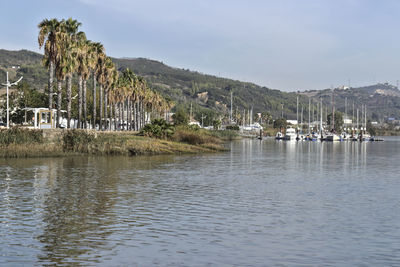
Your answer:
[1,0,400,91]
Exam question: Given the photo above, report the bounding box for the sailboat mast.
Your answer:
[332,89,335,131]
[296,96,299,125]
[308,98,311,134]
[230,90,233,123]
[301,106,303,132]
[320,97,323,134]
[345,97,347,129]
[365,105,367,133]
[357,108,359,133]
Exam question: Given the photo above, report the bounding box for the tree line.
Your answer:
[38,17,173,130]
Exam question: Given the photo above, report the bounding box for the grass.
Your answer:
[209,129,241,141]
[0,128,226,158]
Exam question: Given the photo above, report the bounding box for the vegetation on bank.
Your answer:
[0,126,227,158]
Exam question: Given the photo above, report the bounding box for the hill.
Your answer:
[1,49,400,123]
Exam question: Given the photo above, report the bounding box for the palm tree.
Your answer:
[75,32,88,128]
[82,39,95,129]
[62,18,81,128]
[103,57,117,130]
[90,42,105,129]
[38,18,62,109]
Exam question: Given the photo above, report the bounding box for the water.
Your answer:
[1,138,400,266]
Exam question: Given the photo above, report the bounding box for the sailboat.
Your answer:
[325,88,341,141]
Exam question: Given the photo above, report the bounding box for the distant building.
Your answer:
[287,120,298,125]
[344,119,352,124]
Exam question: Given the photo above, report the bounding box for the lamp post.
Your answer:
[2,72,23,128]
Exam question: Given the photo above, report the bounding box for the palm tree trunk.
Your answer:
[114,103,118,131]
[66,74,72,129]
[48,60,54,109]
[133,102,137,131]
[105,92,108,131]
[92,74,96,130]
[127,100,131,130]
[130,100,133,130]
[119,102,122,131]
[140,101,144,129]
[136,102,139,131]
[78,75,83,129]
[110,104,113,131]
[56,80,62,128]
[99,84,103,130]
[122,100,125,131]
[83,79,87,129]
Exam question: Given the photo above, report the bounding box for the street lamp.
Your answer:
[2,72,23,128]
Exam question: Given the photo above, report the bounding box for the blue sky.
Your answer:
[1,0,400,91]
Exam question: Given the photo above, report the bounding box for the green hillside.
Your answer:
[1,49,400,124]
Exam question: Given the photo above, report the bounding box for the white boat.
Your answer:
[340,132,350,141]
[296,133,305,141]
[360,132,372,141]
[275,132,284,140]
[283,127,297,141]
[325,133,341,141]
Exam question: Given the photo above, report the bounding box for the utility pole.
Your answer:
[2,71,23,128]
[281,103,284,118]
[201,114,206,128]
[190,102,193,122]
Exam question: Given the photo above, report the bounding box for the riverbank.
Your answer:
[0,128,227,158]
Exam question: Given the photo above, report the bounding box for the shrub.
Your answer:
[209,130,239,140]
[172,128,220,145]
[273,118,287,129]
[226,125,239,131]
[140,118,175,138]
[62,130,94,152]
[172,107,189,126]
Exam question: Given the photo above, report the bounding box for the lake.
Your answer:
[1,138,400,266]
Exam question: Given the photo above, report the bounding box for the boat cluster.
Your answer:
[275,127,382,142]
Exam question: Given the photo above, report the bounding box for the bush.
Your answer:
[226,125,239,131]
[62,130,95,152]
[172,128,220,145]
[0,127,43,145]
[172,107,189,126]
[209,130,239,140]
[273,118,287,129]
[140,118,175,138]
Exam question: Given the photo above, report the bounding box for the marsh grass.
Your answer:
[0,128,226,158]
[208,130,240,141]
[0,127,44,145]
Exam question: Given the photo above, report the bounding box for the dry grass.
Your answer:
[0,128,226,158]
